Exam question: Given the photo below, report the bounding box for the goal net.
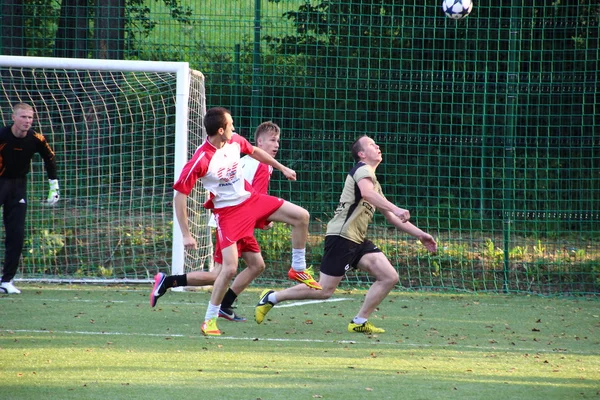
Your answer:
[0,56,212,283]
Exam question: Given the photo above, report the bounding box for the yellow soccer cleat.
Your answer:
[288,266,322,290]
[201,317,221,336]
[348,320,385,334]
[255,289,274,324]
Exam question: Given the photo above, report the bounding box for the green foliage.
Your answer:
[591,261,600,285]
[23,0,60,56]
[533,240,545,257]
[22,229,65,273]
[509,245,527,260]
[482,238,504,268]
[256,223,293,265]
[97,265,114,278]
[127,0,194,54]
[12,0,195,57]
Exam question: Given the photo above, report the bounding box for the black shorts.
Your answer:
[319,235,382,277]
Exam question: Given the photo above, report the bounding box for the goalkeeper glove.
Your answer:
[47,179,60,205]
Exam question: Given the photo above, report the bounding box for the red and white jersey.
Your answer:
[173,133,255,209]
[240,155,273,195]
[207,154,274,227]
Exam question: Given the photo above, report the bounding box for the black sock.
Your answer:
[221,288,238,309]
[164,274,187,289]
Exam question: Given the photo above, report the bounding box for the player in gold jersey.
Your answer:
[255,135,437,334]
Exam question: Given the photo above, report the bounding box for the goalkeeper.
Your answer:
[0,103,59,294]
[150,121,292,322]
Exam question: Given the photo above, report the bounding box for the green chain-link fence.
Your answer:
[1,1,598,294]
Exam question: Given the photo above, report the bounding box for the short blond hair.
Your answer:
[12,103,34,114]
[254,121,280,142]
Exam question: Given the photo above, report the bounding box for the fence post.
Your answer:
[503,1,522,293]
[251,0,262,130]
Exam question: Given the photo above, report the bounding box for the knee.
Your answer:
[248,260,266,275]
[221,269,237,281]
[220,262,238,280]
[385,270,400,287]
[316,286,336,299]
[297,208,310,227]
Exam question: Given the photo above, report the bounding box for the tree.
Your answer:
[260,0,599,226]
[1,0,25,56]
[54,0,90,59]
[2,0,193,60]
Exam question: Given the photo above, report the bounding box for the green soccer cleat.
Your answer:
[348,320,385,334]
[255,289,275,324]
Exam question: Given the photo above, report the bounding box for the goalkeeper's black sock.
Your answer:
[221,288,238,309]
[164,274,187,289]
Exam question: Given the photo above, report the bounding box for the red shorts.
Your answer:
[213,192,283,253]
[213,235,260,264]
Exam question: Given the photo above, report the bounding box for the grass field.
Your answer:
[1,284,599,399]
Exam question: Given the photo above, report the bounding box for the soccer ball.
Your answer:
[442,0,473,20]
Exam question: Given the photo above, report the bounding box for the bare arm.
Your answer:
[250,147,296,181]
[174,191,197,250]
[382,210,438,253]
[358,177,437,253]
[357,178,410,222]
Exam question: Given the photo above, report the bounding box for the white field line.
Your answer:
[0,294,550,309]
[275,298,352,308]
[3,286,582,309]
[0,328,596,355]
[0,297,353,307]
[0,298,128,303]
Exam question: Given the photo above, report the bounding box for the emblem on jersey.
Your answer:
[344,264,350,271]
[217,162,238,182]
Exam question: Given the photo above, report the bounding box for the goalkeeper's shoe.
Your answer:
[255,289,274,324]
[201,317,221,336]
[348,320,385,334]
[0,281,21,294]
[288,266,322,290]
[150,272,167,307]
[219,307,247,322]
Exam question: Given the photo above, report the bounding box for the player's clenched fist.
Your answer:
[394,207,410,223]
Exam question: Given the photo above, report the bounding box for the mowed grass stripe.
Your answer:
[2,328,599,356]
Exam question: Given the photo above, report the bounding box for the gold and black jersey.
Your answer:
[326,162,384,244]
[0,126,57,179]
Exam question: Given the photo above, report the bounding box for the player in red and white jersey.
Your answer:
[240,149,271,195]
[163,108,321,336]
[173,133,252,210]
[150,121,287,322]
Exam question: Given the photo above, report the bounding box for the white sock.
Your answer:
[205,302,220,320]
[352,317,367,324]
[268,292,278,305]
[291,248,306,271]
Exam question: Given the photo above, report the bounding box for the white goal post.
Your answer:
[0,55,212,283]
